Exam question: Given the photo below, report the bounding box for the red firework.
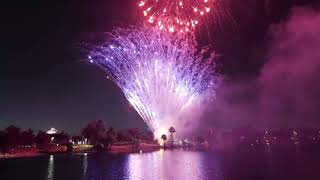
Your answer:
[138,0,213,33]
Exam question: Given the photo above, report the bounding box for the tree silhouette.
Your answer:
[161,134,167,148]
[21,129,35,146]
[54,131,70,144]
[0,130,6,153]
[104,127,116,150]
[81,120,107,146]
[5,125,22,148]
[35,131,50,150]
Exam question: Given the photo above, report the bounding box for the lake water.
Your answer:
[1,148,320,180]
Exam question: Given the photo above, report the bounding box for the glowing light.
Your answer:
[139,1,145,7]
[88,27,219,138]
[169,26,175,32]
[47,155,54,180]
[138,0,214,33]
[46,128,58,134]
[154,127,168,140]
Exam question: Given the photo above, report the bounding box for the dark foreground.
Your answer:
[1,147,320,180]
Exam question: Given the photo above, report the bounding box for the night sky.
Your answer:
[1,0,319,133]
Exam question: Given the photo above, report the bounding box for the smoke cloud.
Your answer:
[202,6,320,132]
[260,7,320,128]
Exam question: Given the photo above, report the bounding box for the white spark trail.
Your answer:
[88,27,219,138]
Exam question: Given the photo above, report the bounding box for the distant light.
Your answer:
[90,60,93,63]
[47,128,58,134]
[84,153,87,156]
[140,150,142,154]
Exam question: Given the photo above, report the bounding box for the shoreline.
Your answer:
[0,143,161,159]
[0,152,47,159]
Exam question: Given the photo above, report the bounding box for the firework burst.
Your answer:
[138,0,215,33]
[88,27,219,138]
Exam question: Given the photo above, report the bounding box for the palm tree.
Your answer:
[161,134,167,148]
[169,127,176,148]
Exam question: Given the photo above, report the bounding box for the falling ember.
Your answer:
[88,27,220,138]
[137,0,214,33]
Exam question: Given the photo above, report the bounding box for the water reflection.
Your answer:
[47,155,54,180]
[2,148,320,180]
[125,150,220,179]
[83,154,88,176]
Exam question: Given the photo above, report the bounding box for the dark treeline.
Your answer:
[0,120,155,154]
[80,120,155,150]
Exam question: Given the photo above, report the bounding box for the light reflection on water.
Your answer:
[83,154,88,176]
[47,155,54,180]
[123,149,221,180]
[84,149,222,180]
[2,148,320,180]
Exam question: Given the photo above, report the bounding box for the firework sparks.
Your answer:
[138,0,214,33]
[88,27,219,138]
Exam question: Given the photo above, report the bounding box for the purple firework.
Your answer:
[88,27,220,138]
